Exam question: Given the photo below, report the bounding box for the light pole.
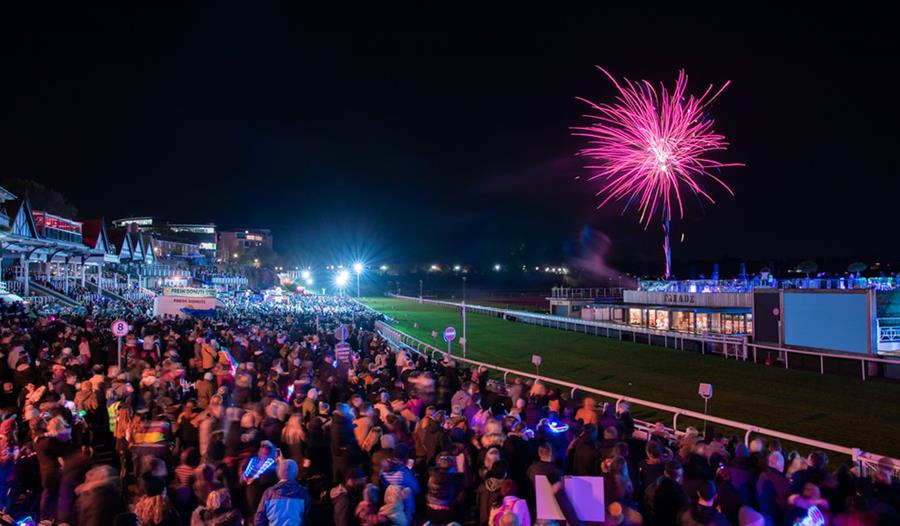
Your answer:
[462,276,467,357]
[353,262,363,298]
[419,279,423,301]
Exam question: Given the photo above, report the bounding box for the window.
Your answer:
[648,309,670,330]
[628,308,643,326]
[672,311,694,333]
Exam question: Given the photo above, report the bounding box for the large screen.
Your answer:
[783,291,871,355]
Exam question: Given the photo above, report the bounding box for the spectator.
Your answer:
[254,459,310,526]
[135,474,180,526]
[380,484,412,526]
[75,465,127,526]
[678,480,729,526]
[645,460,689,526]
[756,450,790,523]
[489,479,531,526]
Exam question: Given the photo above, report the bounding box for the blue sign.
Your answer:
[443,326,456,343]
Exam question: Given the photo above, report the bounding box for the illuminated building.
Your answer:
[217,228,273,261]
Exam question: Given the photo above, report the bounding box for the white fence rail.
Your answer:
[374,320,899,476]
[389,294,900,381]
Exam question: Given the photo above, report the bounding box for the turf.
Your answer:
[363,296,900,458]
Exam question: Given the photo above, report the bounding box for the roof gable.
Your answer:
[130,233,144,259]
[107,228,132,259]
[81,219,114,253]
[8,198,38,239]
[142,235,155,263]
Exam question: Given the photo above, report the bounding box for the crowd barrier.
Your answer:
[373,319,900,477]
[387,294,900,381]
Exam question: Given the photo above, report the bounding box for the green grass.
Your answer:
[364,297,900,458]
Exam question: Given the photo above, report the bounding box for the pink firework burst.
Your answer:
[573,67,742,227]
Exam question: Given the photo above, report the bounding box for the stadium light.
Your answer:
[493,264,502,271]
[334,269,350,291]
[305,277,314,286]
[453,265,461,272]
[300,269,311,280]
[379,264,389,271]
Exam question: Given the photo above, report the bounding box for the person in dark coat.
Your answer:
[330,404,363,484]
[76,465,127,526]
[645,460,689,526]
[569,424,602,476]
[330,467,366,526]
[34,416,72,522]
[756,451,790,524]
[677,480,729,526]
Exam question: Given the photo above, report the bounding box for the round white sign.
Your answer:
[111,319,129,337]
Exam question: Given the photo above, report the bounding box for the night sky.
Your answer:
[2,7,898,271]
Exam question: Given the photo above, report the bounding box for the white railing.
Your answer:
[550,287,623,299]
[3,280,22,294]
[390,294,900,381]
[374,320,900,475]
[877,318,900,344]
[25,295,53,306]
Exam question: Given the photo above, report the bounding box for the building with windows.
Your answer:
[32,210,83,245]
[112,217,217,260]
[217,228,273,261]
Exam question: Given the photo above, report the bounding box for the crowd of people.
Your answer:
[0,293,897,526]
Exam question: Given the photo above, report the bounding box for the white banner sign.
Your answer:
[535,475,605,523]
[162,287,216,298]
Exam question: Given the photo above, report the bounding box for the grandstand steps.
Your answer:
[85,282,132,304]
[28,281,81,307]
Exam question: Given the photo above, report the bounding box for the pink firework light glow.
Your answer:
[573,67,743,278]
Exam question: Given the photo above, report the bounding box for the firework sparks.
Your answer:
[574,67,741,225]
[573,67,742,277]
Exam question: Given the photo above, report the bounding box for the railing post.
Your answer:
[820,355,824,375]
[503,371,509,384]
[861,359,867,381]
[853,449,864,478]
[744,429,753,446]
[784,351,789,370]
[672,413,680,434]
